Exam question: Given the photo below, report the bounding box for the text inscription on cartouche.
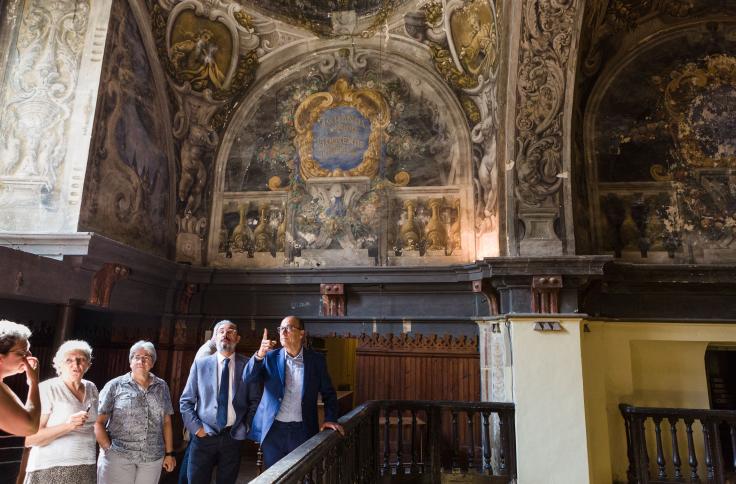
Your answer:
[311,106,372,171]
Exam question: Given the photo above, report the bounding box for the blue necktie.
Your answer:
[216,358,229,429]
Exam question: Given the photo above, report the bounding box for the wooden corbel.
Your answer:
[531,275,562,314]
[472,279,499,316]
[320,283,345,316]
[88,263,131,308]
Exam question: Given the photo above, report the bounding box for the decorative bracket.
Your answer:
[472,279,499,315]
[320,283,345,317]
[89,263,131,308]
[531,275,562,314]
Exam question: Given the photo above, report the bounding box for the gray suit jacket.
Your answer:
[180,352,261,440]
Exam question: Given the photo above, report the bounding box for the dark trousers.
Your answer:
[187,431,242,484]
[178,441,191,484]
[261,420,308,470]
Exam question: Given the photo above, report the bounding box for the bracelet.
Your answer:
[165,451,176,457]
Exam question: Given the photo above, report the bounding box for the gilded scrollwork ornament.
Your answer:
[151,0,263,263]
[293,78,390,180]
[513,0,577,210]
[403,0,501,254]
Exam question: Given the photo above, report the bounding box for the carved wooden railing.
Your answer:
[620,404,736,483]
[251,400,516,484]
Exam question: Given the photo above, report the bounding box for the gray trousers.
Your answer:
[97,449,163,484]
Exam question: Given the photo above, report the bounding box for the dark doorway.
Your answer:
[705,345,736,476]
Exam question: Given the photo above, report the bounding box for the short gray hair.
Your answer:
[53,340,93,376]
[212,320,238,334]
[0,320,31,354]
[129,340,156,364]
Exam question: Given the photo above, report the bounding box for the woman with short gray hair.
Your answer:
[24,340,97,483]
[95,341,176,484]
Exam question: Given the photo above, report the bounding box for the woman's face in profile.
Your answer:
[0,339,30,377]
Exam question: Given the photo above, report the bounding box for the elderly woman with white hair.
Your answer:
[95,340,176,484]
[24,340,97,483]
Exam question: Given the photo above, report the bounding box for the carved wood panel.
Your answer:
[354,333,480,404]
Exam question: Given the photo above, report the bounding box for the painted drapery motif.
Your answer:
[79,0,173,258]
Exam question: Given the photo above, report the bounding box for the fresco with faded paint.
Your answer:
[216,52,470,268]
[79,0,173,258]
[589,23,736,261]
[226,70,453,192]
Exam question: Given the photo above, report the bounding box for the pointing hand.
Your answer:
[257,328,276,359]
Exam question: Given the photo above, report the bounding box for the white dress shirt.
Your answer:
[275,348,304,423]
[216,352,236,427]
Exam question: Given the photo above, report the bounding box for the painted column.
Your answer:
[476,317,513,473]
[508,316,592,484]
[0,0,113,233]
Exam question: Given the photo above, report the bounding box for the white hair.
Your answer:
[52,340,93,376]
[129,340,156,364]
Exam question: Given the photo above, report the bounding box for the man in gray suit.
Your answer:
[180,320,260,483]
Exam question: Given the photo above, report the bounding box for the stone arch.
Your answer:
[575,7,736,262]
[207,39,475,267]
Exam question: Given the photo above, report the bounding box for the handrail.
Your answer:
[620,403,736,483]
[251,399,516,484]
[620,403,736,420]
[254,402,377,483]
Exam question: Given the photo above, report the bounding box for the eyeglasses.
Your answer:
[132,355,153,362]
[276,325,301,334]
[12,349,30,358]
[64,357,89,365]
[216,328,238,336]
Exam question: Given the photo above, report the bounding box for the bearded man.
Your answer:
[180,320,261,483]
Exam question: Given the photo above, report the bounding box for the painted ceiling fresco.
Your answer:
[588,22,736,261]
[240,0,410,36]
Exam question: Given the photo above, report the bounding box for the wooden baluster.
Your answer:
[314,456,324,484]
[383,408,390,476]
[653,417,667,479]
[498,410,507,474]
[482,411,493,475]
[256,445,264,476]
[410,409,417,475]
[397,410,403,474]
[427,406,442,482]
[685,418,699,481]
[730,423,736,472]
[451,410,459,470]
[467,411,475,471]
[702,418,715,481]
[638,417,650,480]
[668,417,682,480]
[328,447,336,484]
[369,417,376,482]
[622,412,635,482]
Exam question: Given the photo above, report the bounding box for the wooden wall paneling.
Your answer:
[353,332,481,466]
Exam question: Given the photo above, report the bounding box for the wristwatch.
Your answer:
[165,451,176,457]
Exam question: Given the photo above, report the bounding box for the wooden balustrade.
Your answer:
[620,404,736,483]
[251,400,516,484]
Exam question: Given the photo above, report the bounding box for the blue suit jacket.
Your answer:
[245,347,338,444]
[180,352,261,440]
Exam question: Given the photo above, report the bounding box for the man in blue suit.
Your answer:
[180,320,261,483]
[245,315,344,469]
